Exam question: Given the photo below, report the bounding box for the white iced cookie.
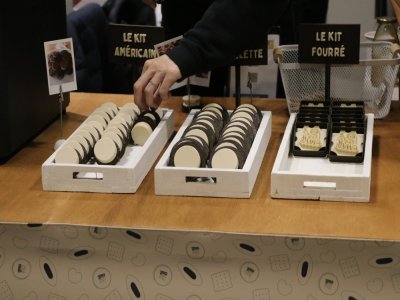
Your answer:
[100,101,119,116]
[222,131,245,141]
[203,103,224,110]
[184,128,209,145]
[55,145,80,164]
[119,107,138,121]
[211,148,239,169]
[202,106,223,118]
[295,126,326,151]
[106,123,128,142]
[82,123,102,141]
[86,114,107,130]
[93,108,112,122]
[76,129,96,148]
[65,140,86,160]
[184,135,207,147]
[223,125,246,136]
[69,134,90,155]
[214,141,239,151]
[236,103,259,113]
[155,108,164,120]
[194,119,216,133]
[173,145,202,168]
[115,111,134,126]
[122,102,141,117]
[103,131,124,150]
[94,136,119,164]
[91,109,112,123]
[331,131,363,156]
[131,122,153,146]
[230,111,253,123]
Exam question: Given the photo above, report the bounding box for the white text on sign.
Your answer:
[123,33,147,43]
[315,31,343,42]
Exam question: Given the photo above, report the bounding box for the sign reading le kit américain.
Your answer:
[298,24,360,64]
[108,24,164,63]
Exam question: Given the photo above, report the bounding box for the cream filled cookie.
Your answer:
[55,145,81,164]
[94,136,120,165]
[131,121,153,146]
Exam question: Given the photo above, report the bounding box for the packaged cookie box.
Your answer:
[154,109,272,198]
[271,113,374,202]
[42,109,174,193]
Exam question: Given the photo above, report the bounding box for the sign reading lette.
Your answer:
[298,24,360,64]
[233,40,268,66]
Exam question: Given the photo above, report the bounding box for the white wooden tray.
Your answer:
[42,109,174,193]
[154,110,272,198]
[271,113,374,202]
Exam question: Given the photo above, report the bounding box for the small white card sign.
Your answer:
[44,38,77,95]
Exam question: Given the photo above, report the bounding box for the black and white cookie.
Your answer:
[169,138,208,168]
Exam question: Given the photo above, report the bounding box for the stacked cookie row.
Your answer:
[55,102,164,165]
[169,103,262,169]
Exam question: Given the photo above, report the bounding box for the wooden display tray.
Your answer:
[42,109,174,193]
[154,110,272,198]
[271,113,374,202]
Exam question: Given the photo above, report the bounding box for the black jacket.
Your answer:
[165,0,290,79]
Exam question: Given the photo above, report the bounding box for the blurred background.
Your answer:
[63,0,397,97]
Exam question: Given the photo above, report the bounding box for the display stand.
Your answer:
[54,85,66,150]
[298,24,360,103]
[232,41,269,108]
[58,85,65,140]
[235,64,241,107]
[271,24,373,202]
[325,64,331,101]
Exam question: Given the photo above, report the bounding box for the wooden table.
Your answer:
[1,92,400,241]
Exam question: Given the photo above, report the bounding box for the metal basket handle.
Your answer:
[391,43,400,58]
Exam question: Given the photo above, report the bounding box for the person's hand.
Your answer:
[142,0,156,9]
[134,55,182,110]
[392,0,400,24]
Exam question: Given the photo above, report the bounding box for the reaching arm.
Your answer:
[166,0,290,78]
[134,0,290,109]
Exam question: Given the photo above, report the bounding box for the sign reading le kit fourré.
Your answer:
[298,24,360,64]
[108,24,164,63]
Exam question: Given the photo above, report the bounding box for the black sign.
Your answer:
[233,40,269,66]
[298,24,360,64]
[107,24,164,63]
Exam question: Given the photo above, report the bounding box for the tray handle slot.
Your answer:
[73,172,104,180]
[303,181,336,190]
[185,176,217,184]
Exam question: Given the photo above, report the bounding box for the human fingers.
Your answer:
[144,71,165,108]
[156,57,181,101]
[134,55,181,108]
[133,61,156,110]
[133,78,147,110]
[158,73,178,102]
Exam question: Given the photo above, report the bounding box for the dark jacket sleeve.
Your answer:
[166,0,290,79]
